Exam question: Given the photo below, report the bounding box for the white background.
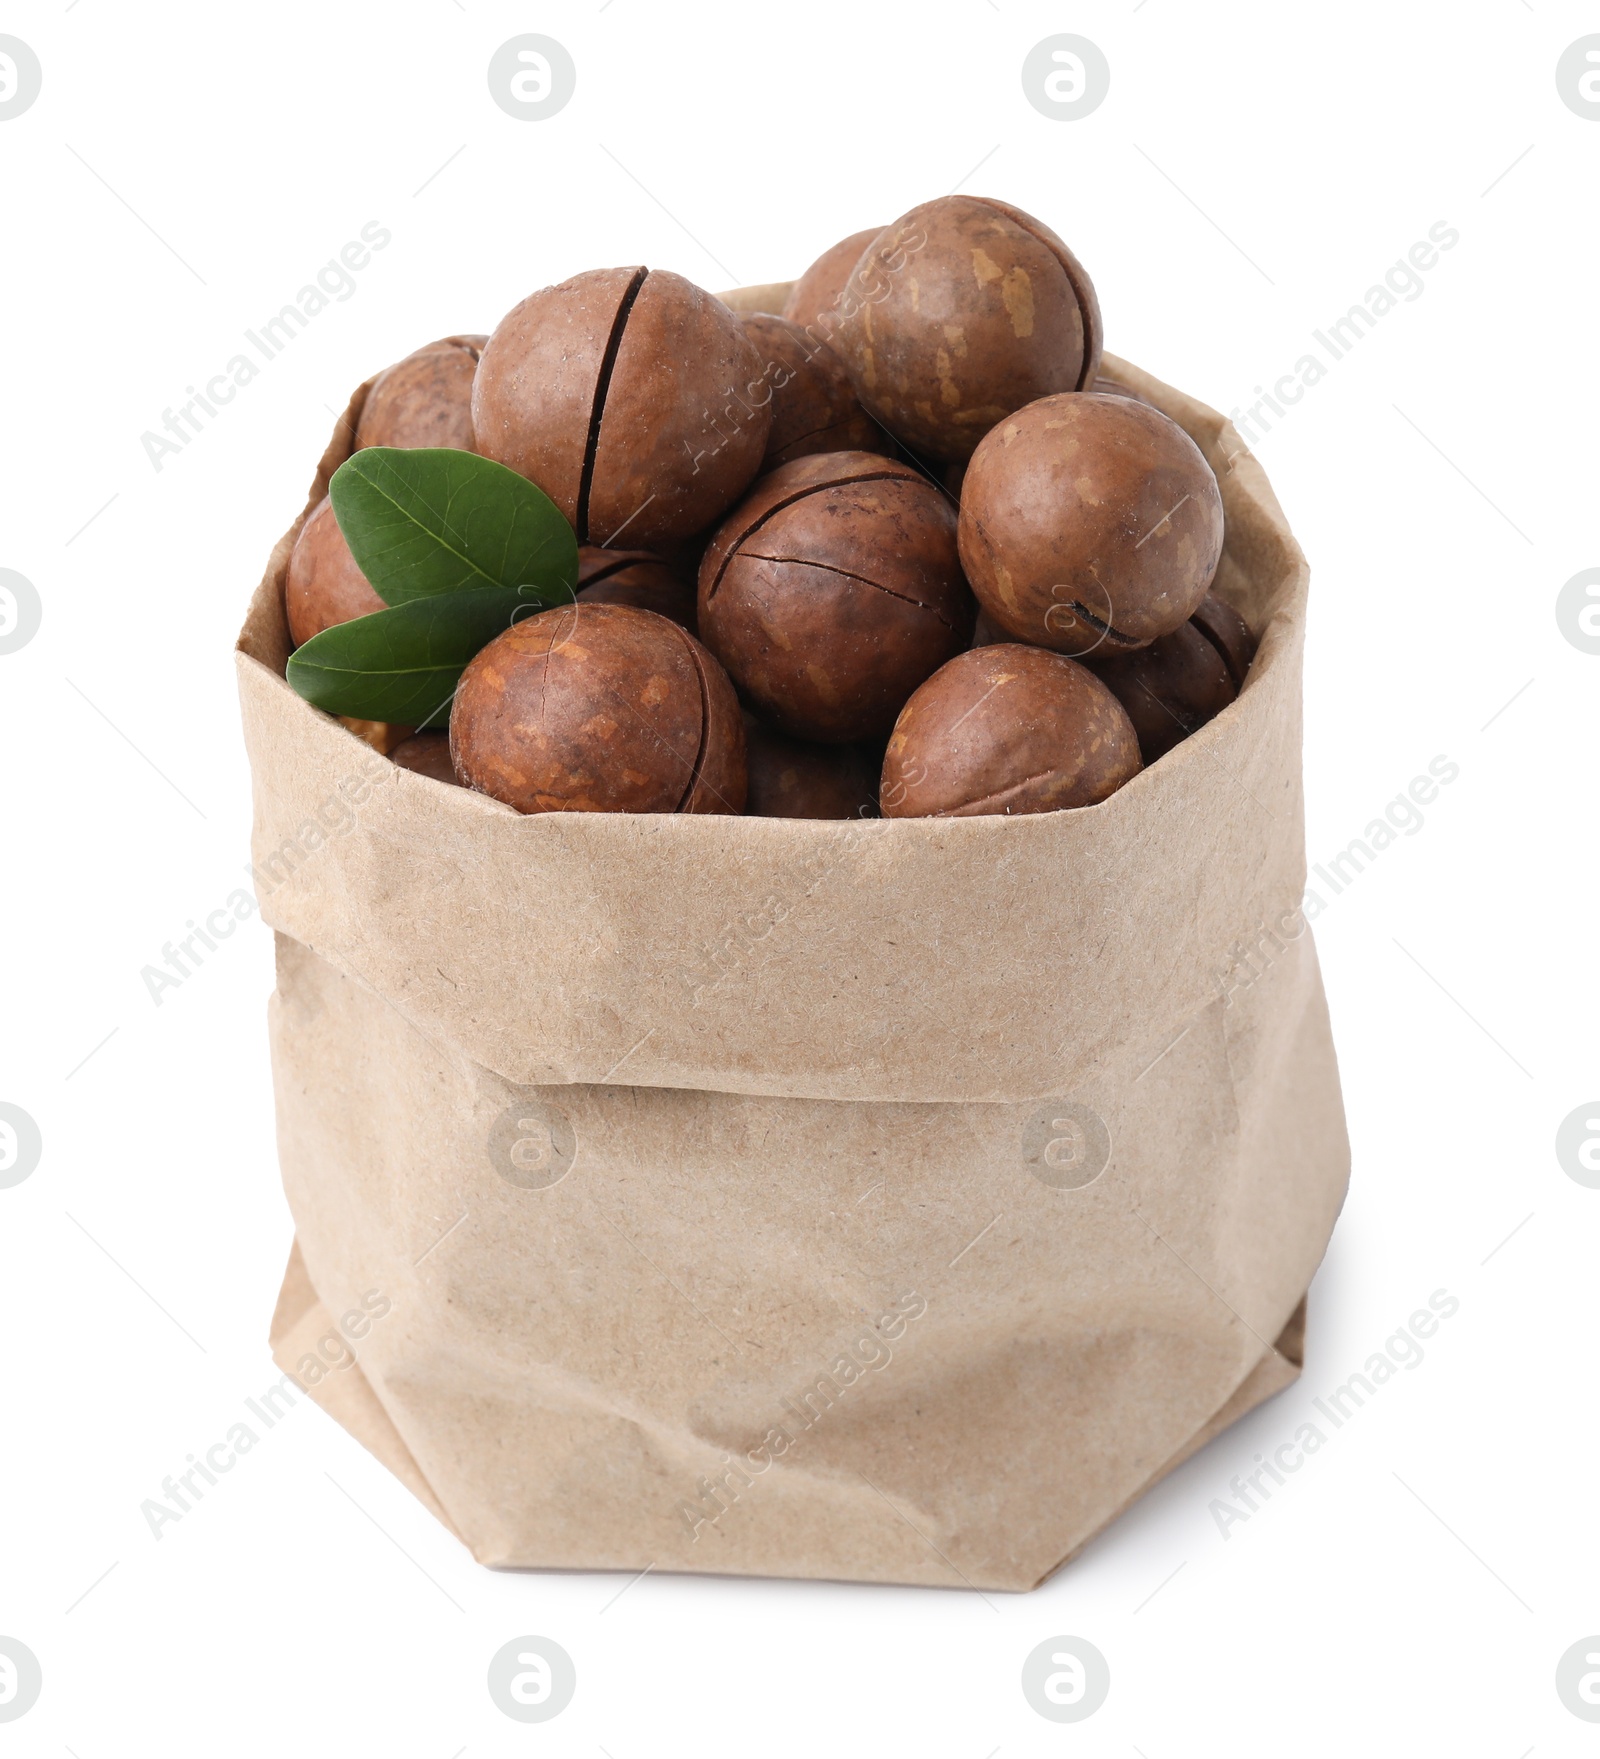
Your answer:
[1,1,1595,1752]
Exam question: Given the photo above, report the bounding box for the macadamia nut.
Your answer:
[285,497,384,646]
[388,732,460,785]
[958,393,1224,655]
[700,451,973,743]
[742,314,880,470]
[745,721,880,819]
[473,268,770,551]
[1085,592,1255,762]
[781,227,881,337]
[356,335,486,451]
[450,602,746,814]
[576,546,696,630]
[881,644,1140,817]
[834,196,1102,462]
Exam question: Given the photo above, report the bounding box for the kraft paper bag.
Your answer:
[238,284,1349,1591]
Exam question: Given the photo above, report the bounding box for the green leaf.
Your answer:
[329,446,578,607]
[287,587,558,728]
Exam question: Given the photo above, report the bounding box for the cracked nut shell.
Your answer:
[450,602,746,815]
[745,721,880,819]
[1084,591,1256,762]
[742,314,880,470]
[833,195,1103,463]
[699,451,974,743]
[958,392,1224,656]
[881,644,1141,817]
[285,497,384,646]
[576,546,695,630]
[471,267,770,551]
[355,334,486,451]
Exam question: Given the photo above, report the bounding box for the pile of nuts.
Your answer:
[286,193,1255,819]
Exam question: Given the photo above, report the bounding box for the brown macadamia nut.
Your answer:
[958,393,1224,656]
[450,602,746,815]
[699,451,974,743]
[781,227,880,336]
[742,314,880,469]
[576,546,696,630]
[834,196,1103,463]
[388,732,460,785]
[745,721,880,819]
[881,644,1141,818]
[355,335,486,451]
[1084,593,1255,762]
[472,267,770,551]
[285,497,384,646]
[1191,589,1257,687]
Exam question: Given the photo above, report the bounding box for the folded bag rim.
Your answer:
[234,286,1313,1105]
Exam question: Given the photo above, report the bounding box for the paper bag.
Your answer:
[238,288,1349,1590]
